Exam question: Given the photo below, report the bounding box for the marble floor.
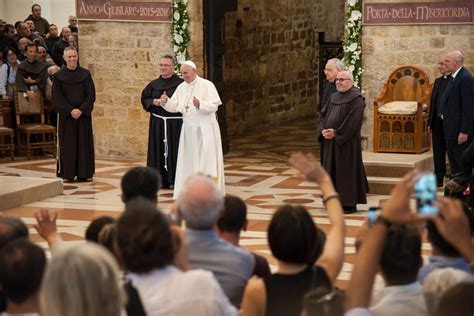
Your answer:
[0,118,433,288]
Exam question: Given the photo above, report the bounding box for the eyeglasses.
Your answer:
[335,78,351,82]
[159,64,173,67]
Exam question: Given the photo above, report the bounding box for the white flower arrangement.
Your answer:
[343,0,363,88]
[172,0,190,73]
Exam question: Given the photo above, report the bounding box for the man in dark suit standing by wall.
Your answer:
[441,51,474,179]
[428,54,450,187]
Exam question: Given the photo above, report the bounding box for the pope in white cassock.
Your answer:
[159,60,225,199]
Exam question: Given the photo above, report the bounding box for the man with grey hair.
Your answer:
[15,22,46,49]
[440,50,473,180]
[178,174,255,307]
[68,16,79,33]
[320,58,344,164]
[317,70,368,214]
[321,58,344,113]
[0,216,29,249]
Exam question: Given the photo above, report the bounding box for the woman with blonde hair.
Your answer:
[40,242,126,316]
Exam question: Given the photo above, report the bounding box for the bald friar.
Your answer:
[159,60,225,199]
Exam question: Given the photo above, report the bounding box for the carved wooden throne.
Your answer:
[373,66,432,154]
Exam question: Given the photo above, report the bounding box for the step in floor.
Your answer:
[0,176,63,211]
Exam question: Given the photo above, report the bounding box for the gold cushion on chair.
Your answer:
[378,101,419,115]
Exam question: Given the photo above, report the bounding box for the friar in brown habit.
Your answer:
[53,47,95,182]
[316,71,368,214]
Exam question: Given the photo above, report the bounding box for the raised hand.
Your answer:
[34,209,58,242]
[381,170,421,224]
[160,91,169,105]
[289,152,329,183]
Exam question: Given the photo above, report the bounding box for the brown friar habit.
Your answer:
[15,59,49,92]
[53,66,95,180]
[141,74,183,187]
[317,86,369,207]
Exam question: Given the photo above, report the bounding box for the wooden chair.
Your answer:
[0,101,14,160]
[14,90,56,159]
[373,66,432,154]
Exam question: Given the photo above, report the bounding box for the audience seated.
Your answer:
[418,202,474,283]
[68,16,79,33]
[345,174,474,316]
[370,225,427,315]
[25,4,50,37]
[0,238,46,315]
[24,18,36,35]
[16,43,49,100]
[241,152,345,316]
[40,242,125,316]
[422,267,474,315]
[51,27,71,66]
[178,174,255,307]
[44,24,60,53]
[68,32,79,51]
[437,281,474,315]
[0,20,16,54]
[98,222,117,254]
[120,165,161,204]
[218,194,271,278]
[302,286,345,316]
[0,47,20,100]
[17,38,31,61]
[4,24,17,40]
[0,216,28,248]
[34,166,162,254]
[116,197,237,315]
[37,45,54,64]
[85,215,115,242]
[15,22,46,49]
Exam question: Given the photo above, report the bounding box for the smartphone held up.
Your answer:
[414,173,438,216]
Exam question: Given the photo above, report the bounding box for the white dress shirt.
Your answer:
[128,265,237,316]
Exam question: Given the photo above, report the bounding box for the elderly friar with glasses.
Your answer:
[316,70,369,214]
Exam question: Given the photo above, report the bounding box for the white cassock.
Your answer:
[162,75,225,199]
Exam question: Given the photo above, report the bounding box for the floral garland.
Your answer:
[172,0,190,72]
[343,0,363,88]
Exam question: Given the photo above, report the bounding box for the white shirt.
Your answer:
[128,266,237,316]
[0,63,9,95]
[369,281,428,316]
[451,66,462,79]
[345,308,373,316]
[345,282,428,316]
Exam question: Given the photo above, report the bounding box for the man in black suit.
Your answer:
[441,51,474,178]
[428,54,450,187]
[319,58,344,164]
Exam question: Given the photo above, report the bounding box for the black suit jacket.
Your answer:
[428,76,448,128]
[442,67,474,140]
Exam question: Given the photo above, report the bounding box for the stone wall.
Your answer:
[223,0,344,137]
[362,0,474,148]
[79,0,203,159]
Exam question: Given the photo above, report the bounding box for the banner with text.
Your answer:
[363,2,473,25]
[77,0,172,22]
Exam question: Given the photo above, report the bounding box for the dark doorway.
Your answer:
[203,0,237,154]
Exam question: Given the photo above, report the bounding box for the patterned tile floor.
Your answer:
[0,118,433,289]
